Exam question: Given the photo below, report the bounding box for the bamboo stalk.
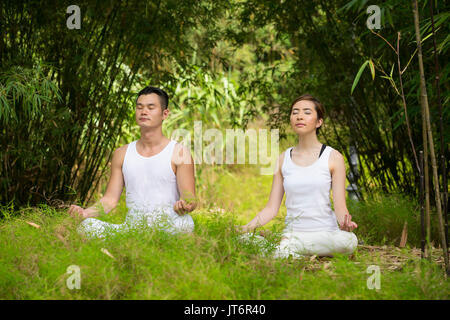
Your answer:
[396,32,419,173]
[420,150,425,258]
[395,29,429,258]
[412,0,449,274]
[429,0,448,251]
[366,33,418,194]
[400,221,408,248]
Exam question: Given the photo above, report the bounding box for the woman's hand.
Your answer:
[338,214,358,232]
[235,225,250,234]
[173,199,196,216]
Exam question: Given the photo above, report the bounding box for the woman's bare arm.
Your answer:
[330,150,357,232]
[241,153,286,232]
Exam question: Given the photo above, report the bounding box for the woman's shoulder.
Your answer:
[278,147,291,161]
[328,147,343,159]
[274,148,292,176]
[328,147,345,172]
[279,146,295,163]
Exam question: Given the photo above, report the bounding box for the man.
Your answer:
[69,86,197,238]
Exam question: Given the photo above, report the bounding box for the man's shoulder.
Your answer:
[115,143,130,155]
[172,141,190,152]
[172,142,193,165]
[111,143,130,166]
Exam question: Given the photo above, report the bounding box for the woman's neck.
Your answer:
[296,132,322,151]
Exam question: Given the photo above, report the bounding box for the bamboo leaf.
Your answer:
[100,248,116,260]
[369,59,375,80]
[351,60,369,94]
[24,220,41,229]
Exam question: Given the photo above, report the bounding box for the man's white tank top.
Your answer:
[122,140,180,215]
[281,145,340,232]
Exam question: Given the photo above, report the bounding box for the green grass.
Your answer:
[0,166,448,299]
[347,193,441,248]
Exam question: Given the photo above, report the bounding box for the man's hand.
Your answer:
[173,199,196,216]
[338,214,358,232]
[68,205,90,219]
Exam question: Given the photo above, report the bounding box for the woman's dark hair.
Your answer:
[136,86,169,110]
[290,94,325,134]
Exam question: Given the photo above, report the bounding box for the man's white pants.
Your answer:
[77,208,194,239]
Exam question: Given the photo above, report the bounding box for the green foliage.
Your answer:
[228,0,449,196]
[0,0,232,207]
[0,64,61,124]
[0,63,69,206]
[165,64,258,131]
[122,62,264,142]
[347,193,440,247]
[1,0,448,208]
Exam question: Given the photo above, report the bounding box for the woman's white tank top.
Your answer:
[122,140,180,215]
[281,145,340,232]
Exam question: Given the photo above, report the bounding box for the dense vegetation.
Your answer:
[0,0,448,299]
[1,0,448,206]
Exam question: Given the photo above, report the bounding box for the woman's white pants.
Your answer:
[240,229,358,259]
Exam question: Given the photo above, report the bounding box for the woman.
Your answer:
[239,94,358,258]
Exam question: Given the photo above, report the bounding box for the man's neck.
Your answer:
[139,127,168,148]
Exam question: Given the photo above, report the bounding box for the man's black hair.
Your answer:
[136,86,169,110]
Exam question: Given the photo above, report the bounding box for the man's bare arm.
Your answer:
[172,143,197,215]
[68,145,126,219]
